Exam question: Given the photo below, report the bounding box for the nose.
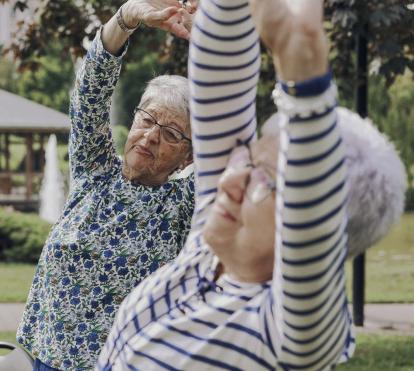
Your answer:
[143,124,161,144]
[218,166,251,203]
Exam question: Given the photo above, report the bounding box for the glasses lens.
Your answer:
[162,127,182,144]
[138,110,155,128]
[246,168,275,203]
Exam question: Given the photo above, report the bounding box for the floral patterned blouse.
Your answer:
[17,30,194,371]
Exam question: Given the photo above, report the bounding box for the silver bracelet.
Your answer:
[116,5,141,34]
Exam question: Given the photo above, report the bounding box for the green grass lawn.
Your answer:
[337,334,414,371]
[0,331,413,369]
[0,213,413,303]
[345,212,414,303]
[0,264,36,302]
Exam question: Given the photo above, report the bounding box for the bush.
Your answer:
[113,125,129,155]
[0,208,51,263]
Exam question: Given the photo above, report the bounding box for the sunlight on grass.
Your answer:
[346,213,414,303]
[0,264,36,303]
[337,334,414,371]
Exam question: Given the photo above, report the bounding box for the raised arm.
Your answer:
[250,0,354,368]
[70,0,195,182]
[189,0,261,229]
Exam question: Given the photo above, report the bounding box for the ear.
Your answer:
[180,149,193,170]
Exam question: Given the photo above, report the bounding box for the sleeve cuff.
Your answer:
[86,27,129,66]
[279,70,332,97]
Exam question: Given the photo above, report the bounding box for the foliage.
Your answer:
[367,72,414,208]
[112,124,129,155]
[0,43,74,114]
[0,208,51,263]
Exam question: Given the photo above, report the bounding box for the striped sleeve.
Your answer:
[269,79,354,368]
[188,0,261,230]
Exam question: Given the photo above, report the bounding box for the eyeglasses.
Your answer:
[133,108,192,145]
[242,143,277,204]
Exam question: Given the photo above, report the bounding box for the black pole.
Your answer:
[352,23,368,327]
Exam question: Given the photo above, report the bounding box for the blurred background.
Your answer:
[0,1,413,369]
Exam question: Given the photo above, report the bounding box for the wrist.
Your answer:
[116,5,141,34]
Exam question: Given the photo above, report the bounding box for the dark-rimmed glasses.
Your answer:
[242,143,277,204]
[133,108,192,145]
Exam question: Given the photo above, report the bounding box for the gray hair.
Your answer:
[138,75,190,126]
[262,107,406,259]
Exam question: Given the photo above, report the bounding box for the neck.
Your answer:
[122,165,168,186]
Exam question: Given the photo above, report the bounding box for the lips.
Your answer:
[133,145,154,158]
[214,202,239,223]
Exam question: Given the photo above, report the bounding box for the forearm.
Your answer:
[271,73,352,368]
[102,8,134,56]
[189,0,260,229]
[69,30,125,179]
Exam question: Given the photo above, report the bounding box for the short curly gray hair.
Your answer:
[138,75,190,128]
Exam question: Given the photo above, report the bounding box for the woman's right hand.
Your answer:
[121,0,197,40]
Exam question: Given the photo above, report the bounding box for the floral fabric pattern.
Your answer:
[17,30,194,371]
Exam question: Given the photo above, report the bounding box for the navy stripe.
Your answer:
[283,281,344,316]
[191,69,259,87]
[193,84,255,104]
[194,97,255,122]
[282,225,341,248]
[194,115,254,140]
[197,188,217,196]
[290,121,337,144]
[284,181,345,209]
[287,137,342,166]
[197,148,232,159]
[225,322,264,343]
[282,233,345,265]
[194,23,255,41]
[283,291,348,333]
[198,168,225,177]
[131,349,180,371]
[164,324,274,370]
[141,331,244,371]
[281,317,347,358]
[209,0,249,11]
[200,5,250,25]
[285,158,344,188]
[281,323,348,370]
[283,304,344,345]
[191,39,258,57]
[192,53,260,70]
[262,297,276,356]
[282,247,343,283]
[188,316,218,330]
[283,264,344,301]
[283,202,344,230]
[290,105,336,123]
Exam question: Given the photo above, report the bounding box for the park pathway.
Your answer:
[0,303,413,336]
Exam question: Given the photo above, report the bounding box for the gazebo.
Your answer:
[0,89,70,211]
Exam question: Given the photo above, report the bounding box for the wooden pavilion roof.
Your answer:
[0,89,70,133]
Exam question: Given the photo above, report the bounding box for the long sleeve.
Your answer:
[69,29,127,183]
[269,79,354,369]
[189,0,354,369]
[189,0,261,230]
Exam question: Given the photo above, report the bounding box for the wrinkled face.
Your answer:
[123,103,192,185]
[203,134,279,282]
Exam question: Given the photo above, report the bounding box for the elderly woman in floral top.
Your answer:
[17,1,197,370]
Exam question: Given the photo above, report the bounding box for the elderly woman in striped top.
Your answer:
[97,0,396,369]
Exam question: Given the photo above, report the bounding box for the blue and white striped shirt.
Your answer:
[97,1,355,369]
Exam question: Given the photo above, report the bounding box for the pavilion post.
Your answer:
[5,134,10,171]
[25,133,34,199]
